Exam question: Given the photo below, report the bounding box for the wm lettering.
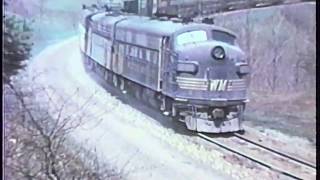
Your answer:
[209,80,228,91]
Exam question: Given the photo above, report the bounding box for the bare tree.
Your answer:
[39,0,48,20]
[243,9,256,88]
[4,76,122,180]
[244,9,252,65]
[266,12,289,92]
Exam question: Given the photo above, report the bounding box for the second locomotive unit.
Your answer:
[79,7,250,133]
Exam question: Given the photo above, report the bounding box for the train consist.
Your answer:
[79,5,250,133]
[156,0,315,18]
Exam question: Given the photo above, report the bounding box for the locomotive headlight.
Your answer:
[212,108,225,119]
[236,63,250,75]
[211,46,225,60]
[176,61,199,75]
[239,65,250,74]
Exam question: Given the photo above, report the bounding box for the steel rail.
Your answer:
[234,133,316,169]
[197,133,312,180]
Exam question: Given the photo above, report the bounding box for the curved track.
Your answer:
[233,133,316,169]
[198,133,316,179]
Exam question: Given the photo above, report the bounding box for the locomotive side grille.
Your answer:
[176,76,208,91]
[227,79,246,91]
[176,77,246,91]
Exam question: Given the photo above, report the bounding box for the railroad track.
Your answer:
[198,132,316,179]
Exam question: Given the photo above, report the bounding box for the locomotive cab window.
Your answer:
[119,44,125,55]
[146,50,151,62]
[212,30,236,45]
[176,30,208,46]
[138,48,143,59]
[150,51,158,65]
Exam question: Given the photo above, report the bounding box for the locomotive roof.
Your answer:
[118,16,187,36]
[91,12,127,26]
[90,12,236,37]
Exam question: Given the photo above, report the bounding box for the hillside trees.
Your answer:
[214,5,315,93]
[281,6,316,91]
[267,12,290,92]
[3,12,33,83]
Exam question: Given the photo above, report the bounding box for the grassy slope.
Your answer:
[246,92,316,143]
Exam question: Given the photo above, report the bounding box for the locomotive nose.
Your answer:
[208,44,250,75]
[173,38,249,107]
[176,41,246,64]
[210,43,246,63]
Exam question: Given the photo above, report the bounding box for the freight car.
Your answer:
[79,7,250,133]
[156,0,313,18]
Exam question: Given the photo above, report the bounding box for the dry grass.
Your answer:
[245,90,316,143]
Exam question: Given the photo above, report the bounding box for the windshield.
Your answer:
[176,30,208,46]
[212,30,236,45]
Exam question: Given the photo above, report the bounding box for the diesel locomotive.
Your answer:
[79,6,250,133]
